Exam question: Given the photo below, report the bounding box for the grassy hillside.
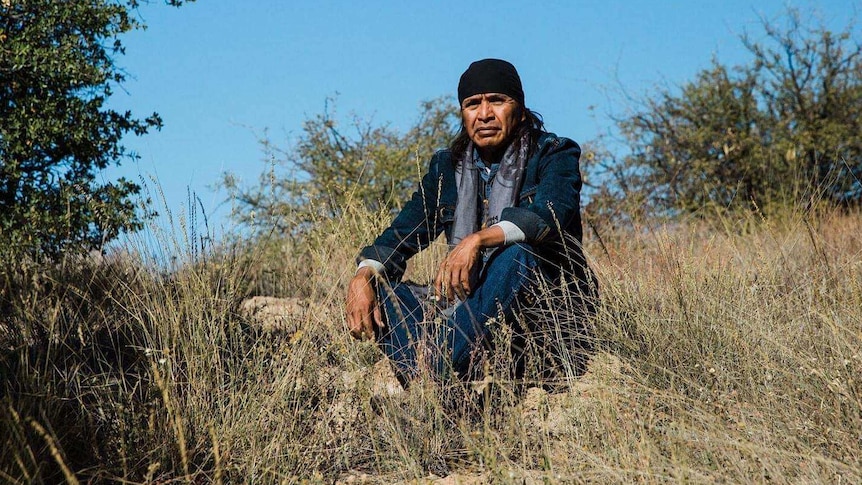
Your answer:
[1,205,860,483]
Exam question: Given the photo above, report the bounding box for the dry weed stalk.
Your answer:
[1,201,860,482]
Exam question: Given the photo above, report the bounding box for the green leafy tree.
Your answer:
[586,10,862,224]
[225,97,458,234]
[0,0,191,260]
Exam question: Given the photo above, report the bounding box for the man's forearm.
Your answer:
[465,225,506,250]
[469,221,525,249]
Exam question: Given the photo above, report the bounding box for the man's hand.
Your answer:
[435,226,506,302]
[436,234,482,302]
[346,267,383,340]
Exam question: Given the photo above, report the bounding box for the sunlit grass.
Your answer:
[2,198,860,483]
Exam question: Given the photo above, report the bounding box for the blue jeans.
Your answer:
[374,243,546,385]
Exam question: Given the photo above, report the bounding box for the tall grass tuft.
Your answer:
[1,194,861,482]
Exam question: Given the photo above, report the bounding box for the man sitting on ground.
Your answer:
[346,59,596,386]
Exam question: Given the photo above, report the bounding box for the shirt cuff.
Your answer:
[356,259,385,275]
[492,221,526,245]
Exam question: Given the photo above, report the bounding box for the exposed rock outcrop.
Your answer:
[239,296,309,334]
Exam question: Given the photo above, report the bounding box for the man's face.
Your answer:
[461,93,524,154]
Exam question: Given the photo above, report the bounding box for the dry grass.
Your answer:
[1,203,860,483]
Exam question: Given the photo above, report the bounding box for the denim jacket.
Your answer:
[358,131,590,286]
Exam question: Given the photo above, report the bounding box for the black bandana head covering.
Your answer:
[457,59,525,106]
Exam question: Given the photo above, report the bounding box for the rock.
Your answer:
[239,296,308,333]
[430,472,489,484]
[429,470,551,485]
[519,352,625,437]
[335,470,371,484]
[316,359,405,444]
[339,359,405,398]
[369,359,405,397]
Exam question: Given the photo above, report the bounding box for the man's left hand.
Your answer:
[435,226,506,302]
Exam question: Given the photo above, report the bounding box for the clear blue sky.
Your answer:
[104,0,858,236]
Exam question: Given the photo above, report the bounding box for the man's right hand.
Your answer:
[345,267,384,340]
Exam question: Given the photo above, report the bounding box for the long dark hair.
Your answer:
[449,106,546,163]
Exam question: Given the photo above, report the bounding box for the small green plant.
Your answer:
[222,97,458,235]
[0,0,192,260]
[585,9,862,226]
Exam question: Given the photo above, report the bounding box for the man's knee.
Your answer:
[487,242,541,275]
[507,242,540,260]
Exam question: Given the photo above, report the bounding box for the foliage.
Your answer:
[0,0,191,260]
[585,10,862,225]
[224,97,457,234]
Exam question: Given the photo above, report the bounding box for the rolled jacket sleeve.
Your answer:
[356,259,385,275]
[491,220,526,245]
[500,136,582,245]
